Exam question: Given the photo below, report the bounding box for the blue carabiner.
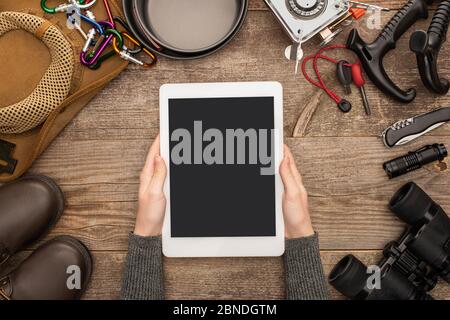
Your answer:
[80,13,104,35]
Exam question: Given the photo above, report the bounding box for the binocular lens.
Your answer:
[329,255,368,299]
[389,182,434,226]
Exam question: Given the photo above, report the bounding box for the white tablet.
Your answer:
[160,82,284,257]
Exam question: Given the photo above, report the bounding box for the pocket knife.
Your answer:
[382,107,450,148]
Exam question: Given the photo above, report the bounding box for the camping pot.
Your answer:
[123,0,248,59]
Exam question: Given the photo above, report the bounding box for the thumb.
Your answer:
[147,155,167,195]
[280,153,297,194]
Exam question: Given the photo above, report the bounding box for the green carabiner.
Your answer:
[88,50,115,70]
[87,29,124,70]
[41,0,88,14]
[40,0,56,14]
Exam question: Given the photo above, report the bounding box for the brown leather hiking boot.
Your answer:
[0,175,64,266]
[0,236,92,300]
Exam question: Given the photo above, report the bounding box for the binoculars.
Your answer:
[329,182,450,300]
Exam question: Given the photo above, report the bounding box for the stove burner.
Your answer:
[287,0,327,18]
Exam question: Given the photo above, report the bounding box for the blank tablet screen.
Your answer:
[168,97,276,237]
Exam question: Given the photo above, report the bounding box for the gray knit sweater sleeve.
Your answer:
[120,233,329,300]
[284,233,330,300]
[120,234,164,300]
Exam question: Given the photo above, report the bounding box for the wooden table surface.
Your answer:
[6,0,450,300]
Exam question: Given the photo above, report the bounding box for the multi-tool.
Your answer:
[381,107,450,148]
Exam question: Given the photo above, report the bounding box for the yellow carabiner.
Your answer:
[113,32,157,68]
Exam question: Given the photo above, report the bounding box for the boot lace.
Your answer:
[0,276,10,300]
[0,244,10,266]
[0,287,10,300]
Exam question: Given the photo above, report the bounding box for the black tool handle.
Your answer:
[410,0,450,94]
[336,60,353,94]
[376,0,430,53]
[429,0,450,40]
[383,107,450,147]
[347,0,430,103]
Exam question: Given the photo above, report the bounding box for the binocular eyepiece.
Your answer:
[329,254,435,300]
[390,181,437,225]
[329,255,372,300]
[330,182,450,300]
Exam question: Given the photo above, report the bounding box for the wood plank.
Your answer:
[248,0,421,11]
[3,0,449,301]
[25,190,447,252]
[32,136,450,200]
[56,11,450,141]
[74,250,450,300]
[4,250,448,300]
[26,136,450,251]
[32,136,450,188]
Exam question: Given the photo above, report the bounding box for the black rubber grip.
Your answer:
[410,0,450,94]
[347,0,430,103]
[429,0,450,40]
[377,0,429,47]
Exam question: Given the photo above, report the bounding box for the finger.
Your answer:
[280,151,299,195]
[147,155,167,195]
[140,135,161,189]
[285,146,303,186]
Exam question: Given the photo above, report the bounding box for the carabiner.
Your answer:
[41,0,72,14]
[112,32,157,67]
[116,35,142,55]
[82,28,97,52]
[113,16,132,34]
[70,0,97,10]
[79,14,104,52]
[41,0,97,14]
[87,50,116,70]
[112,16,141,55]
[80,26,123,66]
[80,21,112,66]
[79,13,104,35]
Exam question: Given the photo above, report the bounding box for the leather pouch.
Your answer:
[0,0,128,182]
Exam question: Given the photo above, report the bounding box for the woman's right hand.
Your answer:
[280,145,315,239]
[134,135,167,237]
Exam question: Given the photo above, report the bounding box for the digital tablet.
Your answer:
[160,82,284,257]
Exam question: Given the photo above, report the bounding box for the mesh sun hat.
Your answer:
[0,12,74,134]
[0,1,128,182]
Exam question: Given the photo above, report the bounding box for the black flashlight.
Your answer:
[383,144,448,179]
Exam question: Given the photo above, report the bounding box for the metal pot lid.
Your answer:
[123,0,248,59]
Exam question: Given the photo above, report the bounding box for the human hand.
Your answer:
[280,145,314,239]
[134,135,167,237]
